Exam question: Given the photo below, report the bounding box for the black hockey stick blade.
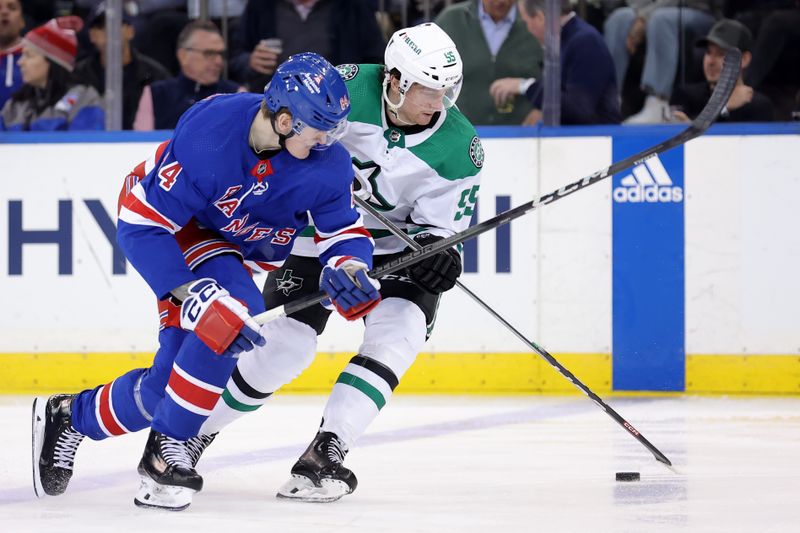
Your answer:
[253,48,741,328]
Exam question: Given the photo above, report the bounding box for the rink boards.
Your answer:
[0,124,798,394]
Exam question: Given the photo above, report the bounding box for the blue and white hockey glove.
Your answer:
[320,257,381,320]
[405,233,462,294]
[179,278,266,357]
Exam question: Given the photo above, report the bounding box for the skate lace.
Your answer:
[53,427,85,469]
[184,433,216,466]
[326,434,347,465]
[160,436,194,469]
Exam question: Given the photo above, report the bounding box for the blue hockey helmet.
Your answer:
[263,52,350,149]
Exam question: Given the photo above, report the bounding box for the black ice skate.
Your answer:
[32,394,86,498]
[134,429,204,511]
[276,431,357,503]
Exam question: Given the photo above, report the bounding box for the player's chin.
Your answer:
[417,112,435,125]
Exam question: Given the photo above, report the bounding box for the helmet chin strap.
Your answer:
[382,77,415,126]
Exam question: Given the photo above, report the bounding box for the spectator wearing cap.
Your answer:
[133,20,244,130]
[0,0,25,109]
[670,19,773,122]
[73,2,170,130]
[1,16,105,130]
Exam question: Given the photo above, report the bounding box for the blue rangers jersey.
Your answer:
[117,93,373,300]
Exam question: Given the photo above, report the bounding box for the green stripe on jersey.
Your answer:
[221,389,262,412]
[408,108,482,181]
[336,372,386,409]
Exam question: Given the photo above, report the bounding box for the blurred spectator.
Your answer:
[186,0,248,57]
[1,16,104,130]
[74,1,171,130]
[229,0,385,92]
[436,0,542,125]
[604,0,720,124]
[492,0,620,125]
[670,19,773,122]
[133,20,243,130]
[0,0,24,109]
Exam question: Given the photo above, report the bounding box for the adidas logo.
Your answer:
[613,155,683,203]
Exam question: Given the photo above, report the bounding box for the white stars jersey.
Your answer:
[291,63,484,257]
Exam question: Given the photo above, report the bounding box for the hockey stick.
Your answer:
[354,197,673,466]
[255,49,740,344]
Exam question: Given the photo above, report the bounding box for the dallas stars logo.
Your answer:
[336,64,359,81]
[276,269,303,296]
[469,136,484,169]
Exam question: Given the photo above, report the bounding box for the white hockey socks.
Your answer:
[200,317,317,434]
[321,298,426,448]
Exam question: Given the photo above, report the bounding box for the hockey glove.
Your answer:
[405,233,462,294]
[320,257,382,321]
[179,278,266,357]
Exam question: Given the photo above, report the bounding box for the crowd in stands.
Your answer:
[1,0,798,131]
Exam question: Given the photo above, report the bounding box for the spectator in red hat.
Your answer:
[1,16,105,130]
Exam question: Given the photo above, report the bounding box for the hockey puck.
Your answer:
[615,472,640,482]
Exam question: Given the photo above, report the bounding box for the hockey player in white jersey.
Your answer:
[200,23,484,502]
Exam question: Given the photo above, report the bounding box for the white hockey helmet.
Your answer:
[383,23,463,113]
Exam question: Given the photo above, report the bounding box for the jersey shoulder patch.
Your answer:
[468,135,485,169]
[336,63,359,81]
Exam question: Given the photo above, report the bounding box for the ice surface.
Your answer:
[2,395,799,532]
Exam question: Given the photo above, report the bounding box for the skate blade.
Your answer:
[133,475,196,511]
[276,474,352,503]
[31,397,47,498]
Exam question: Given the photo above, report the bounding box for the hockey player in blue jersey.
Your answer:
[31,52,381,510]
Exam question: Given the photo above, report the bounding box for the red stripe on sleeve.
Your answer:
[313,226,372,244]
[167,369,221,411]
[155,140,170,162]
[121,192,178,232]
[98,383,127,436]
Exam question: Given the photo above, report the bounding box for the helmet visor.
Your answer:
[405,77,463,110]
[292,117,348,151]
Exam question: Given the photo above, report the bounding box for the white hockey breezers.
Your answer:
[276,474,352,503]
[134,474,197,511]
